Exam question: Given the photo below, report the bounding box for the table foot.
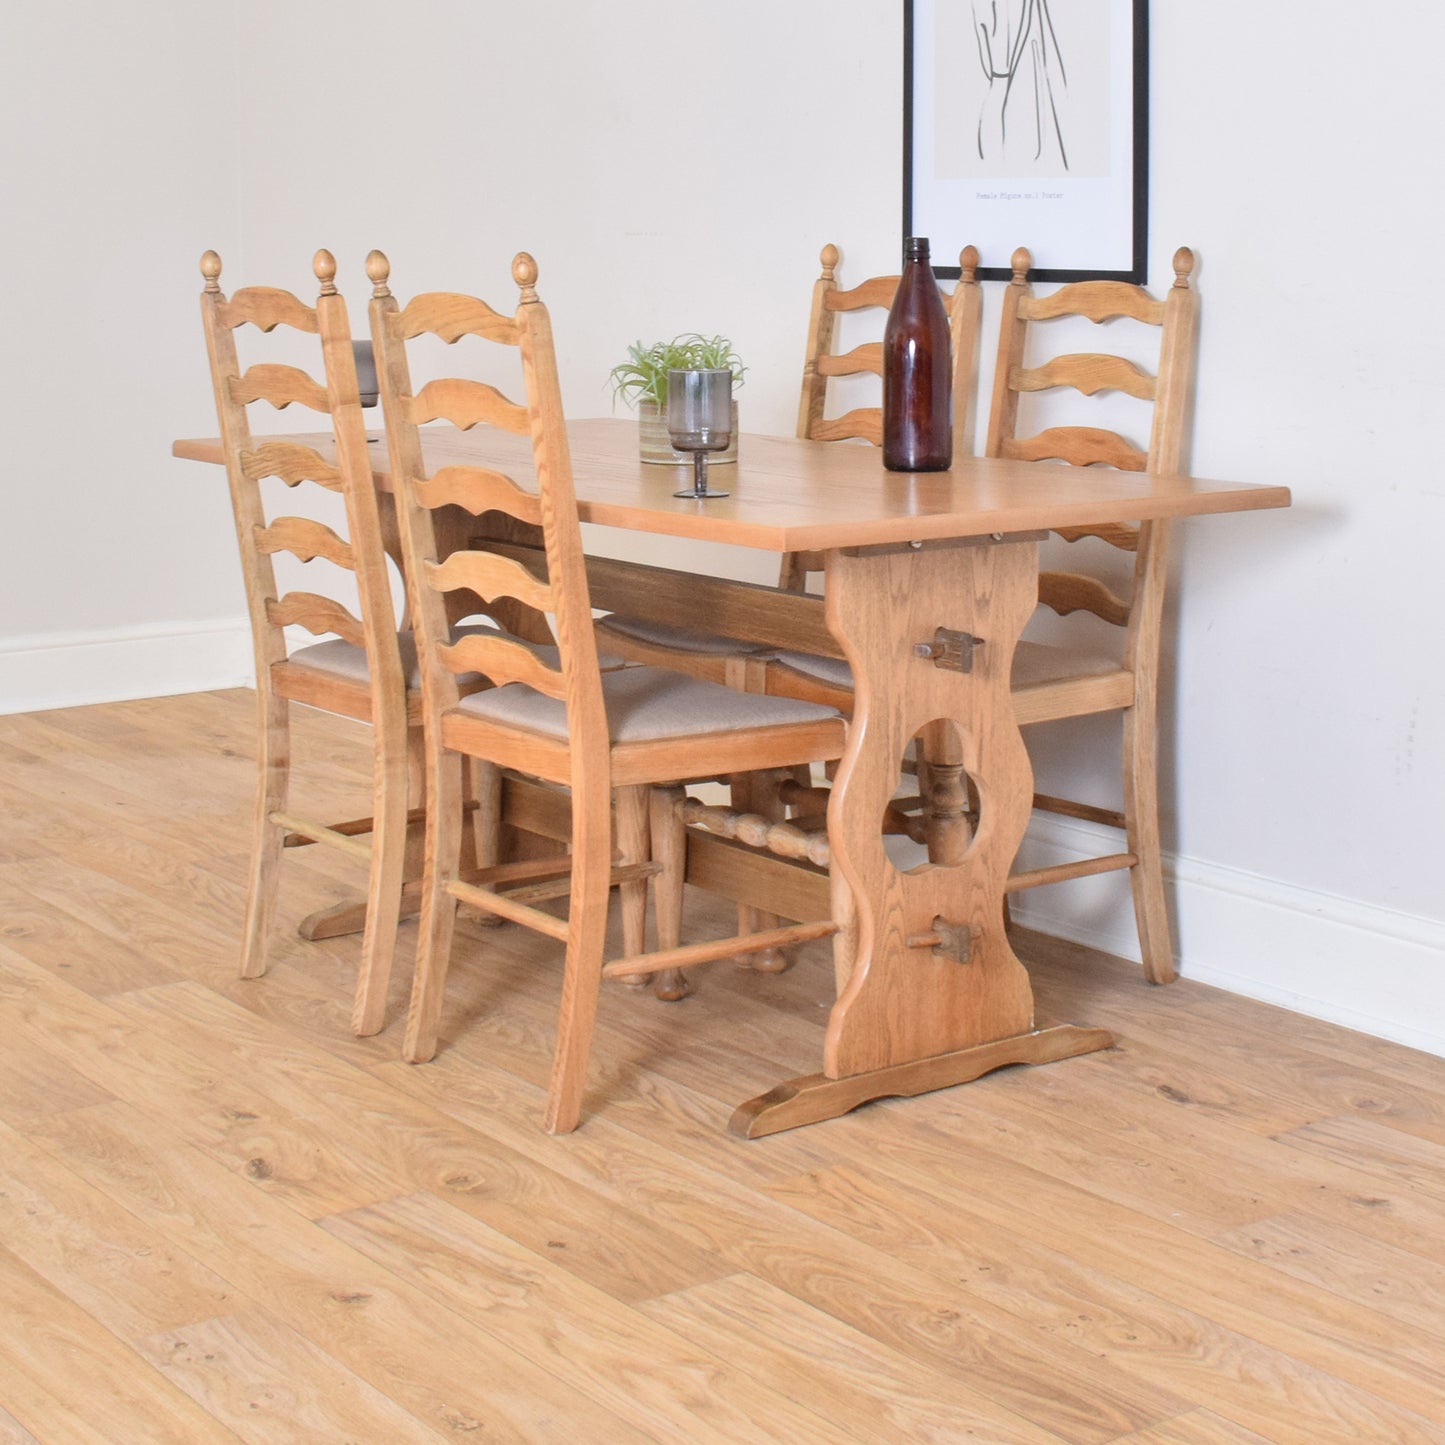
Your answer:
[728,1024,1114,1139]
[297,882,423,941]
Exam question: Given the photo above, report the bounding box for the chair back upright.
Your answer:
[198,248,405,733]
[984,245,1199,661]
[366,250,608,813]
[783,242,982,590]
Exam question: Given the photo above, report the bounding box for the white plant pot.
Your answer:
[637,398,739,465]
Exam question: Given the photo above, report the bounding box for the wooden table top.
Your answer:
[173,416,1291,553]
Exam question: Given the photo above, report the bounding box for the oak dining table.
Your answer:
[173,416,1291,1136]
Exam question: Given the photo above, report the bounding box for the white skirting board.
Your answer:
[0,620,254,716]
[1010,814,1445,1060]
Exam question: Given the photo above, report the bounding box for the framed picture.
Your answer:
[904,0,1148,283]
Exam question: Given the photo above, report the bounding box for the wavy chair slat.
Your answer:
[409,377,529,435]
[267,590,366,645]
[1022,280,1166,326]
[254,516,356,570]
[414,465,543,524]
[424,550,553,615]
[439,631,566,698]
[219,286,319,335]
[1037,570,1131,627]
[240,440,343,490]
[825,275,898,312]
[812,410,884,446]
[395,292,521,346]
[816,341,884,378]
[230,363,331,412]
[1012,353,1156,402]
[1002,425,1147,471]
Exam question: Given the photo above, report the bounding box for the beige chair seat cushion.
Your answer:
[772,640,1123,691]
[595,613,771,657]
[290,624,622,688]
[455,663,840,744]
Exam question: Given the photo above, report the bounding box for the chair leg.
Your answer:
[732,769,790,973]
[402,743,466,1063]
[240,690,289,981]
[613,783,649,990]
[351,713,410,1038]
[1123,705,1176,984]
[464,756,504,926]
[648,784,689,1001]
[468,757,503,872]
[543,778,614,1134]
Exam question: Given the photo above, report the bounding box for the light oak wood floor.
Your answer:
[2,690,1443,1444]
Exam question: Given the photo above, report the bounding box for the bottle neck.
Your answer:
[904,237,931,264]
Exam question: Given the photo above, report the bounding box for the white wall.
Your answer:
[0,2,250,703]
[2,1,1441,1051]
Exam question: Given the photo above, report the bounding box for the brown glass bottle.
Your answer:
[883,236,952,471]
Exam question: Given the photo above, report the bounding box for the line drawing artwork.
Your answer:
[972,0,1069,170]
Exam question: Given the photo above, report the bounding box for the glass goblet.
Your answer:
[667,367,732,499]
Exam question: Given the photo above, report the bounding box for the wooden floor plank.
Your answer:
[762,1155,1441,1443]
[0,1244,244,1444]
[1108,1411,1276,1444]
[323,1193,853,1444]
[113,979,734,1301]
[135,1309,454,1444]
[1212,1209,1445,1337]
[0,993,115,1122]
[22,1101,655,1442]
[639,1271,1073,1444]
[806,1115,1445,1434]
[0,1117,238,1340]
[0,1403,42,1445]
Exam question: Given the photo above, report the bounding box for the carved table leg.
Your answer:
[732,537,1112,1137]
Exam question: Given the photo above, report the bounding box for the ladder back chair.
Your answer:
[367,250,848,1133]
[198,249,409,1036]
[982,244,1199,984]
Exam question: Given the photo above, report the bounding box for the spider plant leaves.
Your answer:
[608,333,747,408]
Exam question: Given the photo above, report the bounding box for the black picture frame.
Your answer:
[903,0,1149,283]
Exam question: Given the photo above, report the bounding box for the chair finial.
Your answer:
[313,249,338,296]
[1172,246,1196,289]
[200,250,223,292]
[1010,247,1031,284]
[958,244,979,282]
[819,243,839,279]
[365,249,392,298]
[513,251,539,303]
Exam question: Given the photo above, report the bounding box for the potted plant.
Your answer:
[608,333,746,464]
